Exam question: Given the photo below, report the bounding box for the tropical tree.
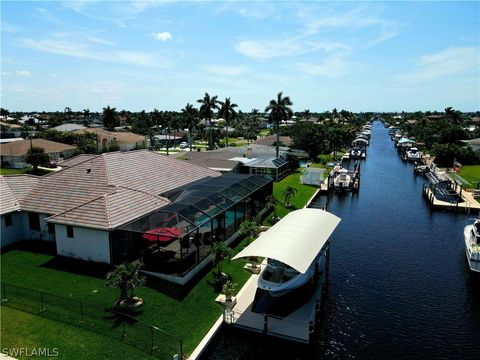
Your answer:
[25,146,50,173]
[181,103,199,151]
[245,109,260,144]
[265,92,293,158]
[304,109,311,121]
[64,107,72,122]
[158,111,172,155]
[210,240,230,284]
[83,108,90,119]
[197,93,219,150]
[218,97,238,148]
[105,261,146,305]
[266,194,280,223]
[240,216,261,238]
[102,106,117,131]
[282,186,298,208]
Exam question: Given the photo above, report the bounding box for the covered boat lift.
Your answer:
[225,208,341,343]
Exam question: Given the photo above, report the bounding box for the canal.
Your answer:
[203,121,480,359]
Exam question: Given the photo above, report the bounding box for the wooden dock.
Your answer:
[423,186,480,213]
[223,252,329,344]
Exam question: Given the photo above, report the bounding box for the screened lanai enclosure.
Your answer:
[111,174,273,280]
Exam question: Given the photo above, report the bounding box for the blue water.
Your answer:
[203,122,480,359]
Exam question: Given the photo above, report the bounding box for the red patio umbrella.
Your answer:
[142,227,183,242]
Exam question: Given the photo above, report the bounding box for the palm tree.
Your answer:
[266,194,280,223]
[197,93,219,150]
[304,109,311,121]
[158,111,172,155]
[265,92,293,158]
[282,186,298,208]
[105,261,146,305]
[210,240,230,279]
[181,103,199,151]
[218,98,238,148]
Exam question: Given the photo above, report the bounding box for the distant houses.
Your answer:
[0,139,76,168]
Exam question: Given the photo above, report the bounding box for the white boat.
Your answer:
[406,147,422,161]
[257,254,324,297]
[332,167,352,191]
[464,218,480,272]
[350,146,366,159]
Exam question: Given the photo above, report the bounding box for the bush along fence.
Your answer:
[0,282,183,360]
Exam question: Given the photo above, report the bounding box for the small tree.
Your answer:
[282,186,298,208]
[105,261,146,305]
[266,195,280,223]
[222,280,237,301]
[210,240,230,276]
[25,146,50,173]
[239,217,261,238]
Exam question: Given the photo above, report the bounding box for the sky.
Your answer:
[1,0,479,113]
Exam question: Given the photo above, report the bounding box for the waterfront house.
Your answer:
[0,150,272,284]
[0,138,76,168]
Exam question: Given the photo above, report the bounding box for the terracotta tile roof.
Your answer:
[59,154,98,168]
[0,139,76,157]
[255,135,292,147]
[47,187,170,230]
[72,128,145,144]
[0,175,40,215]
[20,150,221,228]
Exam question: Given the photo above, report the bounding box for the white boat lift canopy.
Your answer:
[232,208,341,274]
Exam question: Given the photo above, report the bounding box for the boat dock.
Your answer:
[222,255,328,344]
[422,172,480,213]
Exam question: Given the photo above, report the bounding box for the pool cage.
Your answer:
[111,174,273,277]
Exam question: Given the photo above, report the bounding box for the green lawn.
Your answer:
[459,165,480,188]
[0,307,153,360]
[0,237,253,358]
[0,167,54,176]
[0,167,31,175]
[264,171,318,224]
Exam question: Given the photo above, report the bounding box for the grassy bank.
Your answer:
[1,306,152,360]
[459,165,480,188]
[264,171,318,224]
[1,236,253,357]
[0,167,54,176]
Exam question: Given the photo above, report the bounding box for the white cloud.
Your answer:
[153,32,173,42]
[236,40,303,59]
[20,37,171,67]
[397,47,479,83]
[16,70,32,77]
[203,65,247,77]
[296,55,350,78]
[87,36,115,46]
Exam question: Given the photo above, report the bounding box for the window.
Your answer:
[4,214,12,227]
[66,225,74,238]
[29,213,40,231]
[48,223,55,234]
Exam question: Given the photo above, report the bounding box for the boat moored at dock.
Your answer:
[464,217,480,272]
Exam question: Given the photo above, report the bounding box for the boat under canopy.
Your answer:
[232,208,341,274]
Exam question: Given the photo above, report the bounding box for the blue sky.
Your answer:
[1,1,479,112]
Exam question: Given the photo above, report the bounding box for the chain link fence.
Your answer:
[1,282,183,359]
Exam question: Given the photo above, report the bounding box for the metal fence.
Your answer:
[0,282,183,359]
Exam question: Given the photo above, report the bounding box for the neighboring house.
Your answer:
[0,150,273,285]
[0,139,76,168]
[1,175,41,247]
[182,144,292,180]
[255,135,292,147]
[72,128,145,152]
[0,121,22,138]
[51,123,86,132]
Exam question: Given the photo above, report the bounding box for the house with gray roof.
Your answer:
[0,150,273,284]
